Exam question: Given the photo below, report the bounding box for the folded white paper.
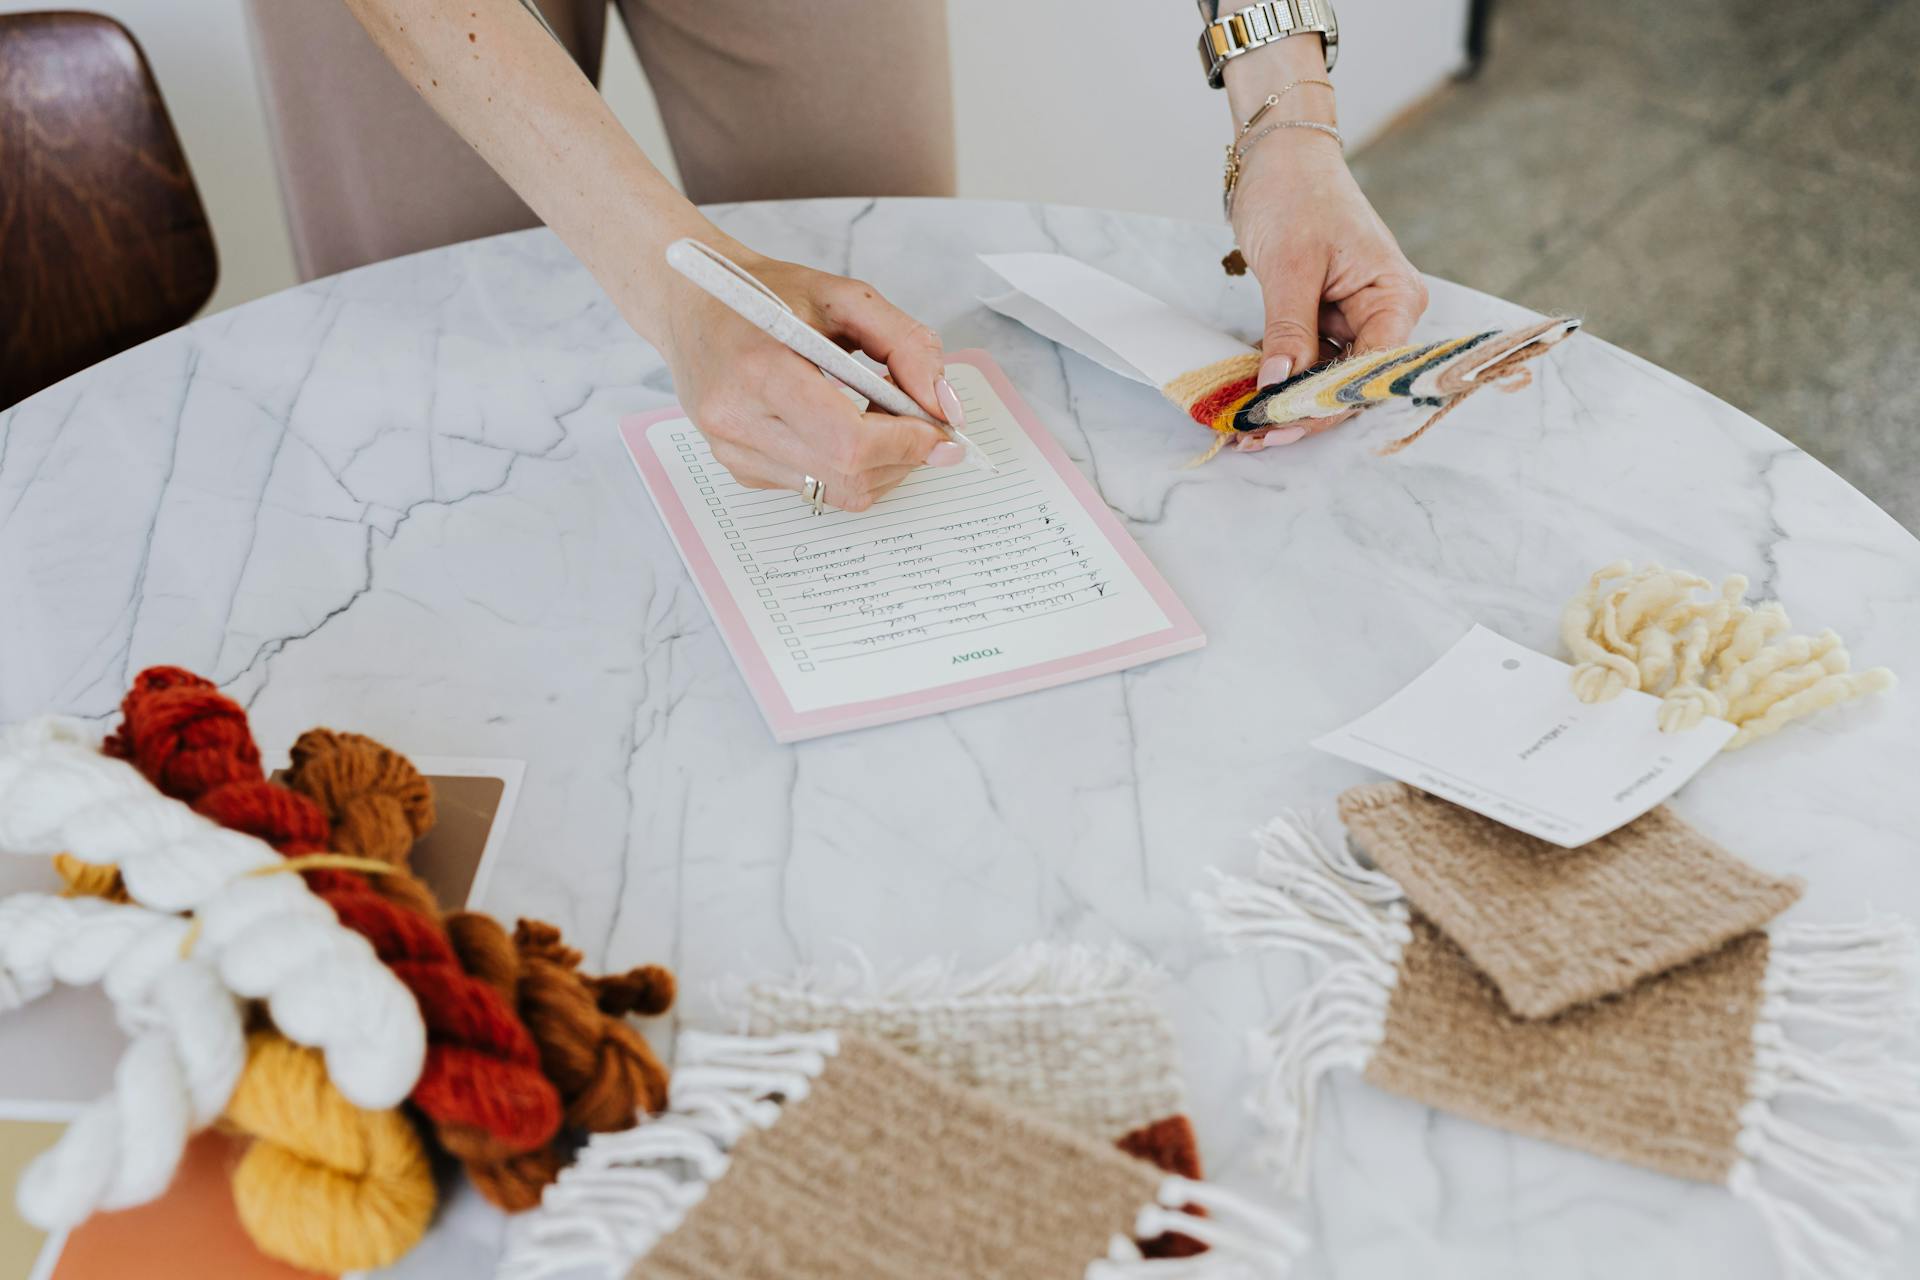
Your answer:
[979,253,1252,387]
[1315,625,1735,847]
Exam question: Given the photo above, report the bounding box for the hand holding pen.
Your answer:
[657,239,983,514]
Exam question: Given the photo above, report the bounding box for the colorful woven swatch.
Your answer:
[1162,316,1580,459]
[734,943,1197,1172]
[502,1032,1304,1280]
[1198,813,1920,1280]
[1337,781,1804,1018]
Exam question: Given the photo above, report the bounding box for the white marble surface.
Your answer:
[2,198,1916,1279]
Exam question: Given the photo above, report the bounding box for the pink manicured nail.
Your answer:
[1258,356,1293,388]
[933,377,965,426]
[928,441,966,467]
[1237,425,1309,451]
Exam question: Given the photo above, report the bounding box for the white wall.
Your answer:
[2,1,1466,314]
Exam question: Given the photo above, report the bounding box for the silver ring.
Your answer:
[802,474,826,515]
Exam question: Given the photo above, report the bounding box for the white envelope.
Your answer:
[979,253,1252,388]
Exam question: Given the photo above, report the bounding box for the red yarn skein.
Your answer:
[109,667,561,1153]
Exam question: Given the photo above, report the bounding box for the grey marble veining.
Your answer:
[2,199,1916,1278]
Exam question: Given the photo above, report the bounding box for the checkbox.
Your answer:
[737,553,752,562]
[769,613,785,622]
[794,651,808,660]
[730,542,745,552]
[751,576,765,584]
[671,432,685,441]
[764,600,777,610]
[706,497,720,506]
[777,624,792,634]
[699,486,713,495]
[718,520,733,528]
[742,563,757,572]
[757,588,772,598]
[786,637,801,647]
[798,662,815,671]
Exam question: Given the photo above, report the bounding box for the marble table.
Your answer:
[2,199,1915,1279]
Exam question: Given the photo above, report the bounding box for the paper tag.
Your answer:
[1314,625,1735,847]
[977,253,1252,387]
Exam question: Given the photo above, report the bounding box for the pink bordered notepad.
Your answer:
[621,349,1205,742]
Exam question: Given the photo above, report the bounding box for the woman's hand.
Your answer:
[653,254,965,511]
[1223,39,1427,445]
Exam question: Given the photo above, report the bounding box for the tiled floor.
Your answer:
[1351,0,1920,532]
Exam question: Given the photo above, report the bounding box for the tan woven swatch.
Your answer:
[1339,781,1802,1018]
[1368,916,1768,1183]
[635,1036,1166,1280]
[739,947,1188,1144]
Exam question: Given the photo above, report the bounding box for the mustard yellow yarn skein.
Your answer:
[226,1030,437,1273]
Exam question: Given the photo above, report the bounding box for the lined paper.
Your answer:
[625,354,1203,739]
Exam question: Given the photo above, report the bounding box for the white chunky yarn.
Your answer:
[0,716,425,1108]
[0,893,245,1228]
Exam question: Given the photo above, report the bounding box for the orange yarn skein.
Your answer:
[286,727,676,1209]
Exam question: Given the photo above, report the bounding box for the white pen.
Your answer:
[663,238,997,476]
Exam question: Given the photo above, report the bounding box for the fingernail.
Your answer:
[1258,357,1293,389]
[934,377,965,427]
[1264,425,1309,446]
[928,441,965,467]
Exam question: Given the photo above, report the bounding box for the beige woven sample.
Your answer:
[736,944,1188,1143]
[638,1036,1165,1280]
[1338,781,1803,1018]
[1368,916,1766,1182]
[1198,812,1920,1280]
[504,1030,1304,1280]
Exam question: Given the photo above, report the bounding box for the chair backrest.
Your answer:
[0,12,217,407]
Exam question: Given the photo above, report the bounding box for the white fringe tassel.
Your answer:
[499,1030,839,1280]
[1089,1176,1309,1278]
[1732,916,1920,1280]
[1194,813,1411,1195]
[726,939,1163,1015]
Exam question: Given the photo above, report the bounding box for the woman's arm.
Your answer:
[1209,20,1428,438]
[343,0,962,508]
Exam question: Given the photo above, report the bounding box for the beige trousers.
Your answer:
[246,1,955,281]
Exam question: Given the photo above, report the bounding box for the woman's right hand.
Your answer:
[652,252,966,512]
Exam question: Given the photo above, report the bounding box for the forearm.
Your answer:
[342,0,731,342]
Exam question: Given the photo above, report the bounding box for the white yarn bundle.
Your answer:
[0,892,244,1227]
[1561,561,1896,747]
[0,715,426,1218]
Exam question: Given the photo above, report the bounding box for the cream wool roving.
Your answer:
[1561,561,1896,747]
[0,891,244,1228]
[0,716,425,1108]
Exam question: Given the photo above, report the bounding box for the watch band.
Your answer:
[1199,1,1339,88]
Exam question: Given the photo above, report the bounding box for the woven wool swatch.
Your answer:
[1337,781,1803,1018]
[1198,814,1920,1280]
[735,944,1191,1159]
[1161,316,1580,460]
[503,1032,1304,1280]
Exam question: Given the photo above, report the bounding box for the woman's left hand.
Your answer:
[1222,42,1428,447]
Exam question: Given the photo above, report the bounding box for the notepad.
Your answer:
[622,350,1204,741]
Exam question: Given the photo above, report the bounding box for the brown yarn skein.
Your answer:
[510,919,674,1131]
[286,726,676,1210]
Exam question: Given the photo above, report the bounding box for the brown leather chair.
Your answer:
[0,12,217,407]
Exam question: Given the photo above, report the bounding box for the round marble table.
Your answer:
[3,199,1915,1278]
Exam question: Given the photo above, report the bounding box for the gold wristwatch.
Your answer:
[1199,1,1339,87]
